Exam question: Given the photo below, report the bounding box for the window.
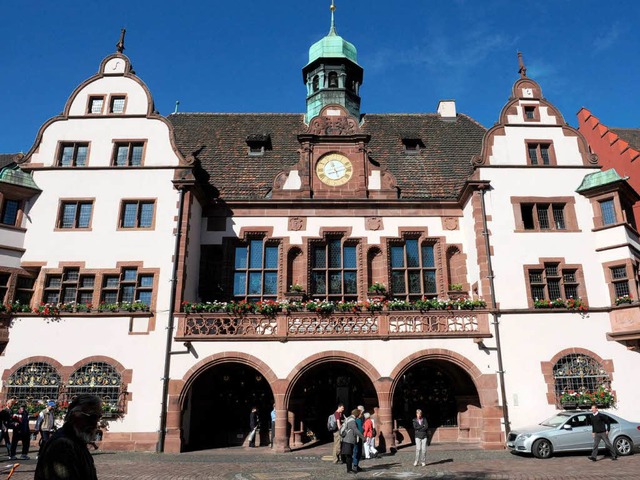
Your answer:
[310,238,357,301]
[402,138,425,154]
[528,263,580,301]
[524,106,536,120]
[88,96,104,114]
[57,201,93,229]
[120,200,155,229]
[233,239,278,301]
[328,71,338,88]
[0,273,9,303]
[390,239,437,301]
[58,142,88,167]
[67,362,122,411]
[113,142,144,166]
[1,198,20,226]
[600,199,617,226]
[527,142,553,165]
[5,362,61,404]
[14,275,35,305]
[43,268,95,305]
[553,354,610,405]
[109,96,126,113]
[520,203,566,230]
[610,266,630,298]
[312,75,319,92]
[101,267,154,306]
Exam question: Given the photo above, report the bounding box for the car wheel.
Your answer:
[532,439,553,459]
[614,436,633,456]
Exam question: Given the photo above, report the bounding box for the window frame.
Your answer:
[309,236,359,302]
[117,199,157,230]
[100,266,156,307]
[108,94,128,114]
[43,267,96,306]
[87,95,105,115]
[55,199,95,230]
[231,237,280,302]
[111,140,147,167]
[388,236,440,301]
[511,196,579,232]
[603,259,638,305]
[524,259,587,308]
[522,104,540,122]
[525,140,556,166]
[56,141,90,167]
[0,197,21,226]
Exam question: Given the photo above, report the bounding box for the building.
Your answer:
[1,11,639,454]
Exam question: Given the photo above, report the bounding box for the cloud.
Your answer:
[592,23,623,54]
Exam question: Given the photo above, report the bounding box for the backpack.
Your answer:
[339,418,350,438]
[327,414,337,432]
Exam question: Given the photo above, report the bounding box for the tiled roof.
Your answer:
[167,113,485,200]
[611,128,640,152]
[0,154,18,169]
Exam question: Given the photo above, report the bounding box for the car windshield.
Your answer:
[540,413,572,427]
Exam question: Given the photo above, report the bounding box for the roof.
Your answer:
[0,154,18,169]
[307,27,359,67]
[167,112,486,201]
[576,168,628,193]
[610,128,640,152]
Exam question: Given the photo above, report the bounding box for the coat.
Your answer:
[341,416,366,445]
[413,416,428,439]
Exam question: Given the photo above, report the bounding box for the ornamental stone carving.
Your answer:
[308,115,359,136]
[288,216,306,231]
[366,217,383,231]
[442,217,459,231]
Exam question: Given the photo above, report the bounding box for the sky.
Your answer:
[3,0,640,154]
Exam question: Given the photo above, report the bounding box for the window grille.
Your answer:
[537,205,550,229]
[552,205,566,229]
[310,238,357,301]
[1,199,19,225]
[233,239,278,301]
[553,354,609,403]
[110,97,125,113]
[5,362,61,404]
[67,362,122,410]
[600,199,617,226]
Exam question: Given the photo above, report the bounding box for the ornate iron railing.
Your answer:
[176,310,491,341]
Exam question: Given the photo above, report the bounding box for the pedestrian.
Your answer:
[587,405,618,461]
[412,408,428,467]
[363,412,378,459]
[270,403,276,448]
[352,406,365,471]
[341,409,366,474]
[248,406,260,447]
[330,403,345,463]
[0,399,16,457]
[36,401,57,455]
[34,394,101,480]
[9,405,30,460]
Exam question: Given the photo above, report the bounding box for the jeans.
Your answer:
[415,437,427,464]
[352,441,361,467]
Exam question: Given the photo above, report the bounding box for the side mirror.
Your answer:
[562,424,572,430]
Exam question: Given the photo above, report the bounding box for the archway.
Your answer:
[392,359,481,445]
[287,361,378,446]
[182,362,274,451]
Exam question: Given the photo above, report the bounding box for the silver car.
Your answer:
[507,411,640,459]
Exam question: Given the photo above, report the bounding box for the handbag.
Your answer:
[248,426,257,442]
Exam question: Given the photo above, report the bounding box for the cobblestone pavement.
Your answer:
[3,442,639,480]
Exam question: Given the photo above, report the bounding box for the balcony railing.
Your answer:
[175,310,491,341]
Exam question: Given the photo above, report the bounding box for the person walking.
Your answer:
[248,406,260,447]
[341,409,366,474]
[362,412,378,459]
[412,408,428,467]
[352,407,365,472]
[35,394,102,480]
[270,403,276,448]
[0,399,16,457]
[9,405,30,460]
[330,403,345,463]
[36,401,57,455]
[587,405,617,461]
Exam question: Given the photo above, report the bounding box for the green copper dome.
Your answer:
[306,26,359,67]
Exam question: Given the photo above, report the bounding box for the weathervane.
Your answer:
[116,28,126,54]
[517,51,527,78]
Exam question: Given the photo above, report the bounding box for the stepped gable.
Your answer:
[167,112,485,200]
[610,128,640,152]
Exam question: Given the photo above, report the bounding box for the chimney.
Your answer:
[437,100,456,119]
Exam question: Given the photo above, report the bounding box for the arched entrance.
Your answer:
[182,362,274,451]
[392,359,481,445]
[288,361,377,446]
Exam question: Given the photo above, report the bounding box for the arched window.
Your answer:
[67,362,122,411]
[553,353,609,400]
[5,362,61,404]
[312,75,319,92]
[328,71,338,88]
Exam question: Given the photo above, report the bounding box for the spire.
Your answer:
[329,0,337,35]
[116,28,126,54]
[517,51,527,78]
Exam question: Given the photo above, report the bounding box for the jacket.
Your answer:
[341,416,366,445]
[34,424,98,480]
[413,417,428,439]
[363,418,374,438]
[588,412,611,434]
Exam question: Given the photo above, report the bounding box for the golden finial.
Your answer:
[517,51,527,78]
[116,28,126,54]
[329,0,336,34]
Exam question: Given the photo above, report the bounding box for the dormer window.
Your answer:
[88,96,104,114]
[402,138,425,154]
[246,134,271,156]
[328,72,338,88]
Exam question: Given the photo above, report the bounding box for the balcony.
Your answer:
[174,310,491,342]
[608,304,640,351]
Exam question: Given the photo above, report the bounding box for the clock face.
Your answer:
[316,153,353,186]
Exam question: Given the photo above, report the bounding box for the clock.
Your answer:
[316,153,353,186]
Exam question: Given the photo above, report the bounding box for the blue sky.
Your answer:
[3,0,640,154]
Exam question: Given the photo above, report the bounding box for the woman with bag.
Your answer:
[362,412,379,459]
[248,406,260,448]
[340,409,366,474]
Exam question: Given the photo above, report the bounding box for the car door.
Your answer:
[556,413,591,451]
